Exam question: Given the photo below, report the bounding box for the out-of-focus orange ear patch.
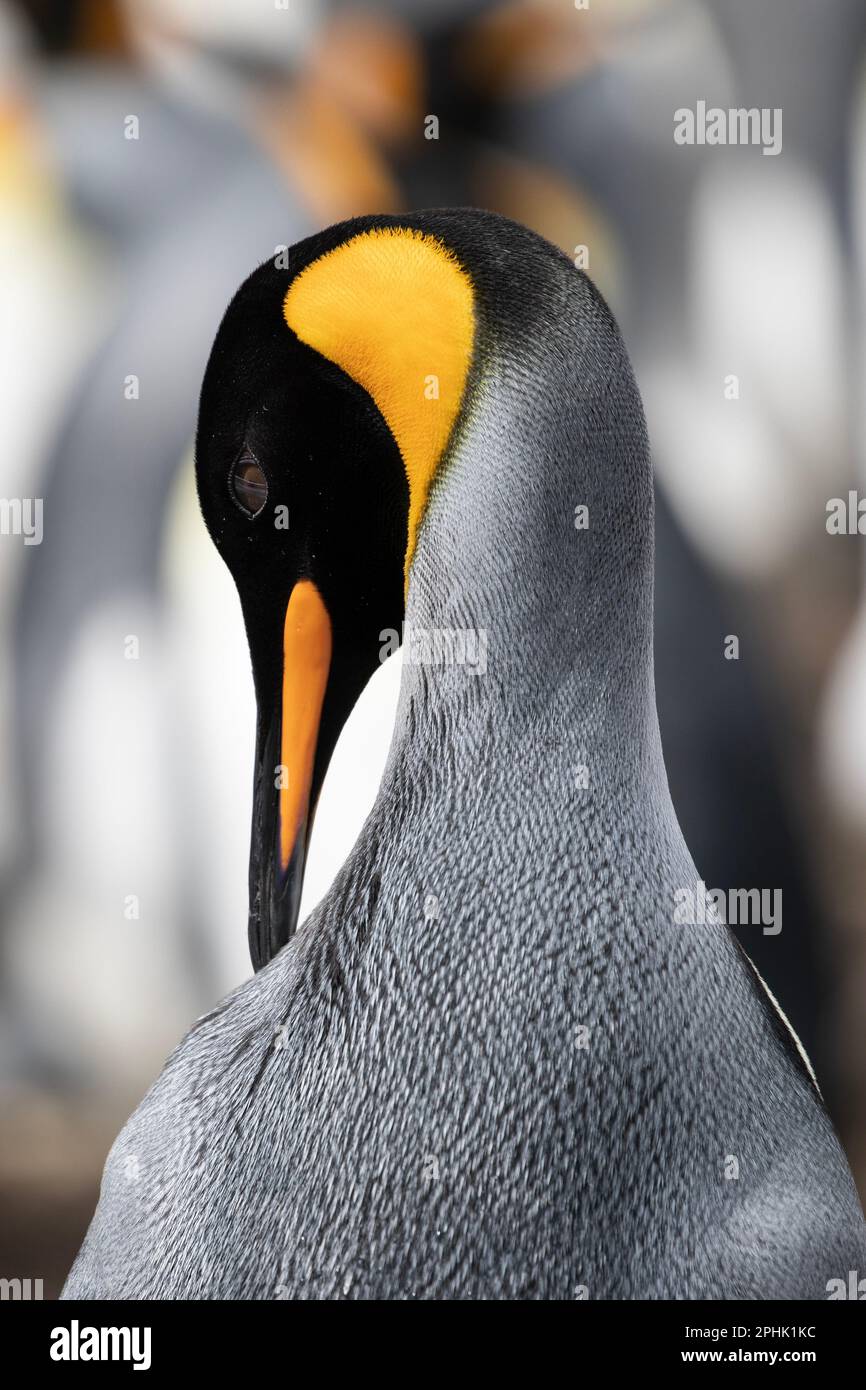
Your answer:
[456,0,603,99]
[283,227,475,589]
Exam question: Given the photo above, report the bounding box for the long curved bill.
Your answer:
[249,579,332,970]
[279,580,333,872]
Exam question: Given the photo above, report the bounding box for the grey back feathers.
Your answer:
[64,211,866,1299]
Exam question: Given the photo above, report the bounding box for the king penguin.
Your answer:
[64,210,866,1300]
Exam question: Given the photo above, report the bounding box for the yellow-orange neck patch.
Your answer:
[283,227,475,589]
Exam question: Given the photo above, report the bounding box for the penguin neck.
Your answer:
[393,311,664,793]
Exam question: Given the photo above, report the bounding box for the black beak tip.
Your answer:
[248,834,307,972]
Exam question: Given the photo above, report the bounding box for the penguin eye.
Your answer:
[231,450,268,518]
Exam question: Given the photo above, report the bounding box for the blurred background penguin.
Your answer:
[2,0,866,1293]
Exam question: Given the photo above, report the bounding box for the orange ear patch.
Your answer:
[283,227,475,589]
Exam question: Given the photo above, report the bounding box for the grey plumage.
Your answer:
[64,211,866,1299]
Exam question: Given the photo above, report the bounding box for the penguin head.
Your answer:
[196,210,651,970]
[196,216,478,969]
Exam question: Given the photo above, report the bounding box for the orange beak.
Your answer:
[278,579,333,875]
